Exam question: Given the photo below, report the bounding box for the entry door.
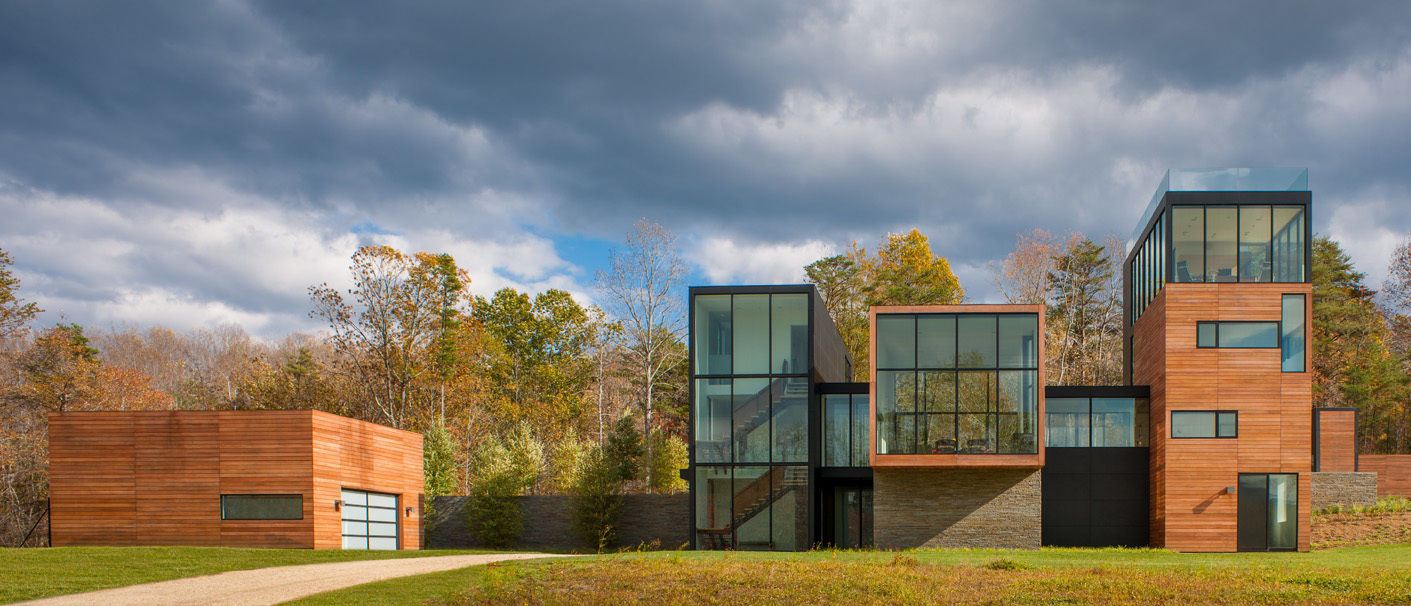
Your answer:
[1237,474,1297,551]
[341,489,399,550]
[829,487,873,548]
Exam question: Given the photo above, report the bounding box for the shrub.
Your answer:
[571,446,625,551]
[546,429,587,494]
[647,431,688,494]
[423,421,459,522]
[465,436,528,547]
[605,415,644,484]
[503,421,545,492]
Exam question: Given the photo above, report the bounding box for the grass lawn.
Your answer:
[291,545,1411,606]
[0,546,493,604]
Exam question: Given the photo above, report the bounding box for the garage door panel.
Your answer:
[341,488,398,550]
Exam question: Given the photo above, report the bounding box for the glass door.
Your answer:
[829,487,873,549]
[1237,473,1297,551]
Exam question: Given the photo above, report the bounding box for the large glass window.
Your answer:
[1206,207,1238,282]
[1272,207,1305,282]
[692,292,812,466]
[1171,410,1238,438]
[693,295,732,375]
[694,465,809,551]
[876,313,1038,455]
[221,494,303,520]
[770,378,808,463]
[694,379,732,462]
[823,394,850,467]
[1282,294,1305,372]
[733,295,770,374]
[733,378,772,463]
[1044,397,1149,447]
[876,315,915,368]
[1239,206,1272,283]
[771,294,809,375]
[1238,473,1298,551]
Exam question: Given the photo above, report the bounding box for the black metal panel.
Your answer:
[1042,447,1150,548]
[1045,385,1151,399]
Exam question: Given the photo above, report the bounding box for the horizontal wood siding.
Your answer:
[217,411,315,548]
[1358,455,1411,497]
[48,411,417,549]
[1134,284,1313,552]
[136,412,220,546]
[48,413,137,546]
[1315,409,1357,472]
[310,412,424,550]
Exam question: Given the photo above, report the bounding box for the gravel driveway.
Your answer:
[16,553,576,606]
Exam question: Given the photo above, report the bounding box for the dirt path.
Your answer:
[17,553,576,606]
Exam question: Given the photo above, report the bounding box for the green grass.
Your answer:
[1316,496,1411,516]
[291,545,1411,606]
[0,546,493,604]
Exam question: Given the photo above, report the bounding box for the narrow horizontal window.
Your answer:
[221,494,303,520]
[1171,411,1237,438]
[1195,322,1278,349]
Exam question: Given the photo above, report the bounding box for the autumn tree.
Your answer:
[309,246,471,429]
[595,219,687,487]
[806,229,964,380]
[474,288,597,437]
[994,229,1063,305]
[1312,236,1411,452]
[0,248,41,339]
[1046,237,1123,385]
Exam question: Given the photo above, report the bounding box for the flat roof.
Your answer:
[1129,168,1309,250]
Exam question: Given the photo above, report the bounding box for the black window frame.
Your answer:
[1170,410,1238,439]
[1195,321,1280,349]
[874,312,1040,456]
[220,494,304,520]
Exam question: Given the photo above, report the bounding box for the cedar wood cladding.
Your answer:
[1357,455,1411,498]
[1132,283,1313,552]
[48,410,423,549]
[1314,408,1357,472]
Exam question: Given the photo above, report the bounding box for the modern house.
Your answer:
[48,410,423,550]
[688,168,1344,552]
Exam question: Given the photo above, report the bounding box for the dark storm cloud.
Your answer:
[3,1,1411,334]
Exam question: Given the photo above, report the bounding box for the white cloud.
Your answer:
[692,237,837,285]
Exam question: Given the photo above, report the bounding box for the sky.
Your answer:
[3,1,1411,339]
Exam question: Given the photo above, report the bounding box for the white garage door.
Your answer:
[341,489,399,550]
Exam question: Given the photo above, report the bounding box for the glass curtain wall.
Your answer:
[876,313,1039,455]
[1044,397,1150,447]
[692,291,812,550]
[822,393,870,467]
[1131,204,1305,324]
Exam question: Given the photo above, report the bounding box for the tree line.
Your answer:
[3,223,1410,547]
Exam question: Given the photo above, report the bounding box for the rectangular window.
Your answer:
[1171,411,1238,438]
[770,294,809,375]
[732,295,770,374]
[1238,206,1272,283]
[1282,294,1305,372]
[1173,206,1203,282]
[221,494,302,520]
[875,313,1037,455]
[1195,322,1279,348]
[1272,207,1305,282]
[693,295,732,375]
[1206,207,1238,282]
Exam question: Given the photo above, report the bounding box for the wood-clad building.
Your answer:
[49,410,423,550]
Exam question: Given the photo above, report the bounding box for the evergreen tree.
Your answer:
[1046,238,1121,385]
[570,445,624,551]
[604,415,644,483]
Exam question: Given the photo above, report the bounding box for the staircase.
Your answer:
[698,466,807,550]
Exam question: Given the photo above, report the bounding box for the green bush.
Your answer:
[647,431,688,494]
[571,446,625,551]
[422,421,459,523]
[605,416,644,484]
[465,436,528,547]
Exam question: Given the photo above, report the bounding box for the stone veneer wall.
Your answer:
[1310,472,1378,510]
[873,468,1041,549]
[426,494,690,550]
